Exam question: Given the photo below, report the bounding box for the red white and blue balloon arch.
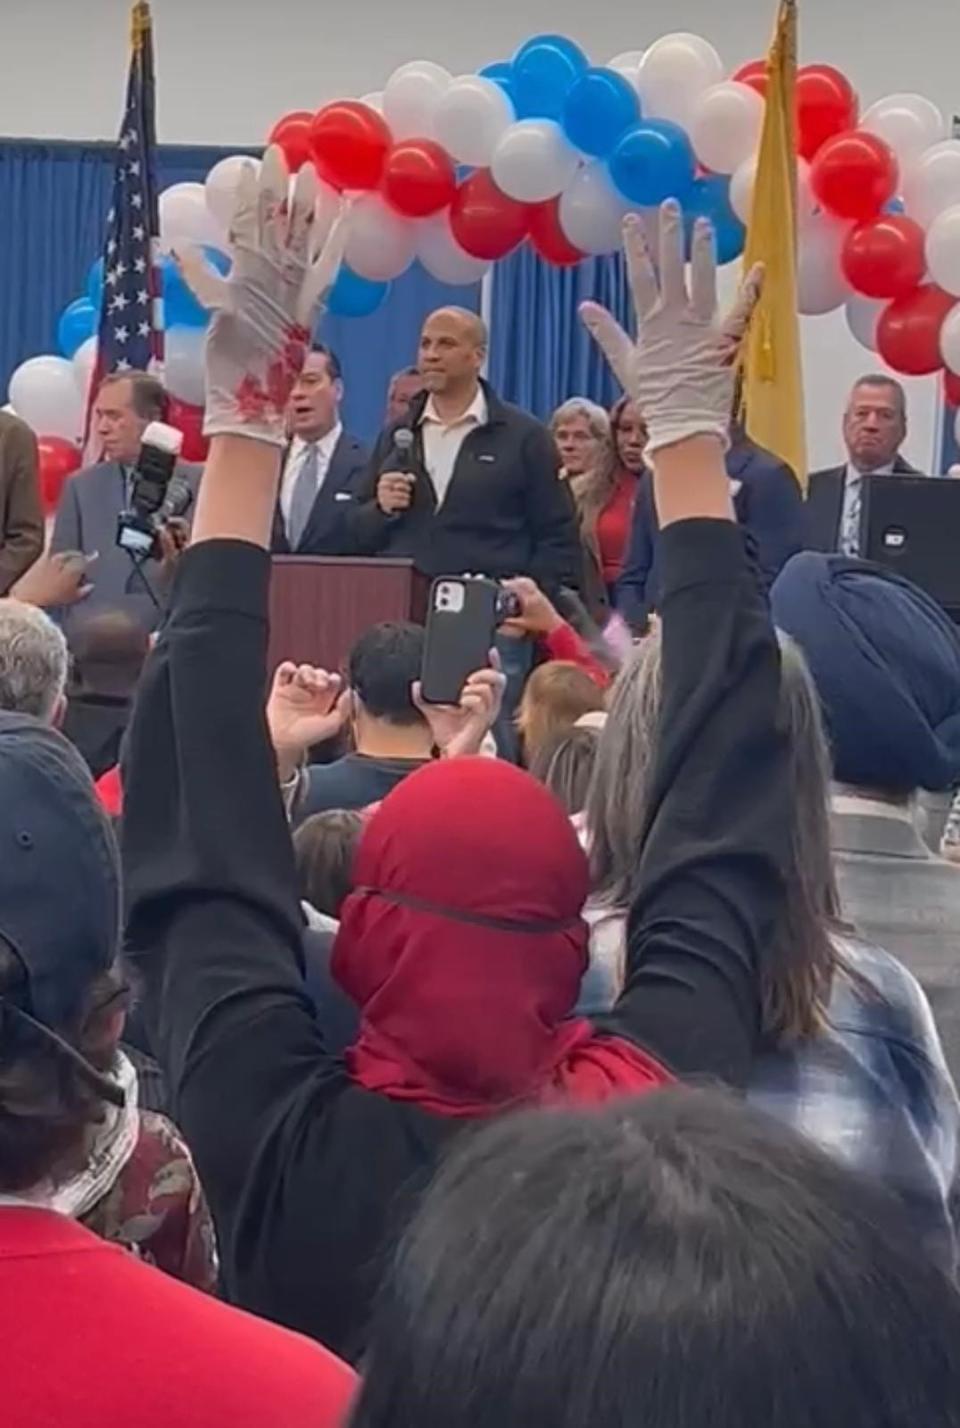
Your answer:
[11,30,960,507]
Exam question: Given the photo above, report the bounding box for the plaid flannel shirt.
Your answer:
[749,933,960,1274]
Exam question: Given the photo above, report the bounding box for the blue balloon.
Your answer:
[683,177,746,266]
[86,257,105,310]
[327,265,391,319]
[162,247,231,328]
[609,120,695,207]
[563,68,640,158]
[57,297,97,358]
[480,62,515,105]
[885,197,906,215]
[511,34,588,120]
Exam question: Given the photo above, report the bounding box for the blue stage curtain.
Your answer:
[319,263,480,445]
[488,246,633,421]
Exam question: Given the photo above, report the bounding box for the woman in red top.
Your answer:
[565,397,648,617]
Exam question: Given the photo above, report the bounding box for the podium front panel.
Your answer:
[269,557,428,673]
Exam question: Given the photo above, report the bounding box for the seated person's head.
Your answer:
[517,661,606,767]
[351,1087,960,1428]
[294,809,363,919]
[0,600,69,727]
[69,611,150,700]
[587,627,838,1043]
[772,552,960,800]
[0,715,125,1193]
[346,622,431,757]
[527,725,599,816]
[550,398,610,479]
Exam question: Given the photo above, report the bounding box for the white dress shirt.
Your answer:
[419,388,487,508]
[839,460,895,556]
[279,423,343,532]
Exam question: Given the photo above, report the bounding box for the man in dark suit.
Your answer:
[806,374,921,554]
[0,409,43,595]
[272,344,367,556]
[618,425,804,631]
[50,371,198,637]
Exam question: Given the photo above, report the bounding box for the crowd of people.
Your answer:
[1,147,960,1423]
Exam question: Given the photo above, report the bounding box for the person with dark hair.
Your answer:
[527,725,598,816]
[385,365,424,424]
[295,808,363,922]
[272,343,368,556]
[806,375,921,554]
[772,551,960,1081]
[121,176,793,1360]
[351,1088,960,1428]
[50,370,199,636]
[579,623,960,1264]
[618,415,804,633]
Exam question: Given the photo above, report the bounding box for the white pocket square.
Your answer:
[334,492,353,502]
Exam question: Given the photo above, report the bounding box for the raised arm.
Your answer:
[582,203,789,1087]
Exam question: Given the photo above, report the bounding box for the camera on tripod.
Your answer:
[116,421,192,560]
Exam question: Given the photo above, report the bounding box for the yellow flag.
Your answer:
[739,0,807,488]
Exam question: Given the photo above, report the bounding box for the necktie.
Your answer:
[840,475,863,557]
[287,444,319,549]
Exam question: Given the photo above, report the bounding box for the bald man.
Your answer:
[347,306,580,756]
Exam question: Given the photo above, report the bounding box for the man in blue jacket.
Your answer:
[618,423,804,630]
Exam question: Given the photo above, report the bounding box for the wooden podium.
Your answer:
[268,557,428,672]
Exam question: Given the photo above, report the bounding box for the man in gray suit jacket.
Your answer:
[773,551,960,1081]
[50,370,198,637]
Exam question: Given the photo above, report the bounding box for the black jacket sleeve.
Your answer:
[598,519,790,1088]
[521,423,581,593]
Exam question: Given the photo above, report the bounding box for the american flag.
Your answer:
[85,1,163,446]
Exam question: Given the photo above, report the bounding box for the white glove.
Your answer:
[176,146,347,446]
[580,200,763,456]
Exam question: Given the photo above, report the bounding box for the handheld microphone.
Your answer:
[393,426,415,475]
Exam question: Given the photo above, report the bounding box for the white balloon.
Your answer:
[416,214,490,284]
[558,160,631,255]
[491,120,579,203]
[637,32,723,129]
[797,213,850,315]
[925,204,960,296]
[383,60,452,141]
[861,94,946,171]
[730,153,814,227]
[165,327,207,407]
[690,81,764,176]
[345,195,416,281]
[608,50,645,94]
[903,140,960,230]
[9,356,84,441]
[205,155,260,230]
[72,336,99,406]
[160,182,224,250]
[845,293,886,351]
[940,301,960,375]
[434,75,514,167]
[361,90,384,113]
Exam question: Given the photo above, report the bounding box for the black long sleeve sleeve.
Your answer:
[598,519,790,1088]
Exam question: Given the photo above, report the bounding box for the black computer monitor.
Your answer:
[862,474,960,622]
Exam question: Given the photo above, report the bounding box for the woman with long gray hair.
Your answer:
[581,627,960,1269]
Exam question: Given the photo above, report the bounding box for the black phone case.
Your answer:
[420,578,499,706]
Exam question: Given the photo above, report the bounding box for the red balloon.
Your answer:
[811,130,898,222]
[841,215,926,300]
[796,65,858,160]
[382,139,456,218]
[944,370,960,407]
[310,102,391,191]
[167,397,209,463]
[732,59,768,98]
[528,198,584,266]
[877,284,955,376]
[267,111,315,173]
[450,170,531,260]
[36,436,81,515]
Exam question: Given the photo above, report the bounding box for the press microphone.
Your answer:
[160,475,194,522]
[393,426,415,475]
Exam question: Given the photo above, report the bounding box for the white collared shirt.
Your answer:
[839,460,895,555]
[279,423,343,529]
[419,388,487,508]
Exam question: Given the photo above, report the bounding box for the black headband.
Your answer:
[353,885,582,936]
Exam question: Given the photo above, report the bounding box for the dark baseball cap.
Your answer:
[0,713,120,1030]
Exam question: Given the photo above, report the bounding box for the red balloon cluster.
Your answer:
[382,139,456,217]
[796,64,858,160]
[841,216,925,301]
[811,131,898,222]
[36,437,81,516]
[267,111,315,173]
[528,199,584,266]
[451,170,531,260]
[877,285,956,377]
[308,101,392,190]
[732,59,768,98]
